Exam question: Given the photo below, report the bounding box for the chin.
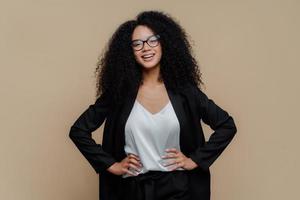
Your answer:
[141,64,159,70]
[139,60,160,69]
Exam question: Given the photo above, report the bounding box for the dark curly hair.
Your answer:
[94,10,204,105]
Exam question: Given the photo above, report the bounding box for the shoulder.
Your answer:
[176,83,207,109]
[179,83,215,115]
[180,83,207,100]
[94,90,114,109]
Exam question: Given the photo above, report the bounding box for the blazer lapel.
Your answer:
[114,86,139,159]
[166,88,190,154]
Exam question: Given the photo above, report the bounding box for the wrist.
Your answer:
[107,162,119,172]
[188,158,198,169]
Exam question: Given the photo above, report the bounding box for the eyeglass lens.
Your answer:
[131,35,160,51]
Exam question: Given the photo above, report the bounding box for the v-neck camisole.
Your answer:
[122,99,184,178]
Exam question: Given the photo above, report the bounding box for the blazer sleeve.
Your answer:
[188,87,237,171]
[68,91,117,174]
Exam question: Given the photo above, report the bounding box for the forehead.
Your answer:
[132,25,155,40]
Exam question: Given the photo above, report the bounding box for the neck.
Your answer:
[141,64,163,87]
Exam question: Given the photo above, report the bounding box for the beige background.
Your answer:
[1,0,299,199]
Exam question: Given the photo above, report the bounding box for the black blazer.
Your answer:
[69,83,237,200]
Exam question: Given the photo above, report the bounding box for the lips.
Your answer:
[141,53,155,59]
[141,53,155,61]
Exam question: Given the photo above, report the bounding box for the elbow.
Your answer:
[69,131,73,139]
[232,124,237,136]
[230,117,237,136]
[68,126,77,140]
[68,126,90,141]
[224,116,237,138]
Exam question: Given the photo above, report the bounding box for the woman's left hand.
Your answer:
[161,148,198,171]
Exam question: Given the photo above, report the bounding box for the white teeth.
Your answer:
[142,54,154,58]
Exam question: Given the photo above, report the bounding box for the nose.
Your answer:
[142,42,152,51]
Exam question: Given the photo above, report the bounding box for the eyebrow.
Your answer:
[132,34,156,42]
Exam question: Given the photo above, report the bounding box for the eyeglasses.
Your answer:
[131,34,160,51]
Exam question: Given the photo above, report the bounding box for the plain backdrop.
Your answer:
[1,0,299,199]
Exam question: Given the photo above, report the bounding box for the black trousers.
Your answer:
[119,170,191,200]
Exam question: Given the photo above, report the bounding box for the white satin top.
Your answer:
[122,99,184,178]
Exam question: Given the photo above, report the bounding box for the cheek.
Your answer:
[133,52,141,61]
[156,50,162,60]
[156,46,162,57]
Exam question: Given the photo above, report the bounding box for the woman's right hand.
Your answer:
[106,153,143,176]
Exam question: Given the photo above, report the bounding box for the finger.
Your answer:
[128,154,140,161]
[167,162,179,171]
[161,152,177,159]
[128,163,142,172]
[165,148,179,153]
[176,161,184,168]
[124,168,138,176]
[128,157,143,167]
[161,159,177,167]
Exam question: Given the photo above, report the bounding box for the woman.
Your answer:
[69,10,237,200]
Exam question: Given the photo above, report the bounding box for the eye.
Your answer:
[148,35,160,46]
[149,35,159,42]
[131,40,142,47]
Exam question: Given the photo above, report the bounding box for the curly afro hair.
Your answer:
[94,10,204,105]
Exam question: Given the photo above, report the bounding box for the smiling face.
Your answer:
[131,25,162,70]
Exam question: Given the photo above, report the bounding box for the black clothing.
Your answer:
[69,83,237,200]
[119,170,190,200]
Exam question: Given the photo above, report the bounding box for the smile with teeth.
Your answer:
[141,53,155,61]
